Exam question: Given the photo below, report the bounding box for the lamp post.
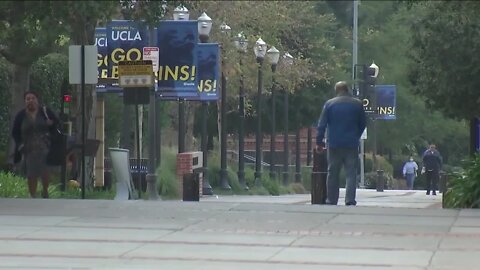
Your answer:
[282,52,293,186]
[267,46,280,179]
[173,5,189,154]
[234,32,248,189]
[369,61,379,170]
[219,22,231,190]
[254,37,267,187]
[198,12,214,195]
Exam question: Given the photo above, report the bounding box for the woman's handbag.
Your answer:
[43,107,64,166]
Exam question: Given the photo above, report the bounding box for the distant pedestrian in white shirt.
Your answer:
[402,156,418,190]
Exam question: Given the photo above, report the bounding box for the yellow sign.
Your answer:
[118,60,153,76]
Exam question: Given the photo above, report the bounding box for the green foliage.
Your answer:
[30,53,68,112]
[0,172,29,198]
[408,1,480,120]
[443,155,480,208]
[157,147,180,199]
[0,57,11,151]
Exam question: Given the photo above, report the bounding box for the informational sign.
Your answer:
[375,85,396,120]
[157,20,198,98]
[107,20,148,81]
[143,47,159,73]
[118,60,154,88]
[68,45,98,85]
[197,43,220,101]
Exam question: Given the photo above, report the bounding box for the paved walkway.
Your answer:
[0,189,478,270]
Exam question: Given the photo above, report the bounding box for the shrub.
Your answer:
[443,154,480,208]
[157,147,180,199]
[0,172,29,198]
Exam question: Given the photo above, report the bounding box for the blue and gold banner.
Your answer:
[157,20,198,99]
[375,85,396,120]
[95,28,121,93]
[106,20,148,80]
[198,43,220,101]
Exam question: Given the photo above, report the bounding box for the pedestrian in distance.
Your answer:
[316,81,367,206]
[422,144,442,195]
[11,91,59,198]
[402,156,418,190]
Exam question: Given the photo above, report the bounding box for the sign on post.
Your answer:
[69,45,98,85]
[118,60,154,88]
[143,47,159,73]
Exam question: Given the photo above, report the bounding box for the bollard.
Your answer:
[376,170,385,192]
[311,149,327,204]
[183,172,200,201]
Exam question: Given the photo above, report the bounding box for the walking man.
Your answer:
[316,81,366,206]
[422,144,442,195]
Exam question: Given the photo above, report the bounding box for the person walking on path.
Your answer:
[316,81,366,206]
[402,156,418,190]
[12,91,59,198]
[422,144,442,195]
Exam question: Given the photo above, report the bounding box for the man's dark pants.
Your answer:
[326,147,358,205]
[425,170,439,194]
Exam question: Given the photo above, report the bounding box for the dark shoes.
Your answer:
[426,191,437,196]
[346,201,357,206]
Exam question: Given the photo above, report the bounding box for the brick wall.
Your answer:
[176,152,203,197]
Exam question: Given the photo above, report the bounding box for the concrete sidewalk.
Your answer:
[0,189,478,270]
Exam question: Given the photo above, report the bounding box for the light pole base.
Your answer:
[282,172,289,186]
[254,171,262,187]
[146,173,160,200]
[202,168,213,195]
[237,171,249,190]
[295,172,302,183]
[220,169,231,190]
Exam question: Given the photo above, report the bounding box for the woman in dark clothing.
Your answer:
[12,91,58,198]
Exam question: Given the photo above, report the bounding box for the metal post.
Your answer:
[219,48,230,189]
[81,44,86,200]
[178,98,185,153]
[254,58,264,186]
[282,89,289,186]
[199,35,213,195]
[372,118,377,171]
[307,126,312,166]
[238,56,247,189]
[376,169,384,192]
[353,0,364,188]
[269,65,277,179]
[295,128,301,183]
[155,99,161,168]
[201,102,213,194]
[135,104,142,198]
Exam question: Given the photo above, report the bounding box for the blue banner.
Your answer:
[375,85,396,120]
[157,20,198,98]
[95,28,121,93]
[106,20,148,80]
[198,43,220,101]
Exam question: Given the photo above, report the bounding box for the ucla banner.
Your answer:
[95,28,120,92]
[375,85,396,120]
[107,20,148,81]
[198,43,220,101]
[157,20,198,98]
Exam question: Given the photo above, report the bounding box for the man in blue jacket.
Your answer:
[316,81,366,206]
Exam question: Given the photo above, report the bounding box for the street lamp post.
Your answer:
[198,12,214,195]
[219,22,231,190]
[173,5,190,154]
[369,61,379,170]
[267,46,280,179]
[254,38,267,187]
[282,52,293,186]
[234,32,248,189]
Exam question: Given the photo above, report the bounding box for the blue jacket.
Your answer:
[316,93,366,148]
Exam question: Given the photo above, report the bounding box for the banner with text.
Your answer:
[95,28,120,92]
[157,20,198,99]
[198,43,220,101]
[106,20,148,82]
[375,85,396,120]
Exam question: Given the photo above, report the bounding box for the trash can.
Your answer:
[311,149,327,204]
[376,170,385,192]
[183,170,200,201]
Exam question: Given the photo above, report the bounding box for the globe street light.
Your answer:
[219,22,231,190]
[197,12,214,195]
[234,31,248,189]
[253,37,267,187]
[282,52,293,186]
[173,5,190,21]
[266,46,280,179]
[173,6,189,154]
